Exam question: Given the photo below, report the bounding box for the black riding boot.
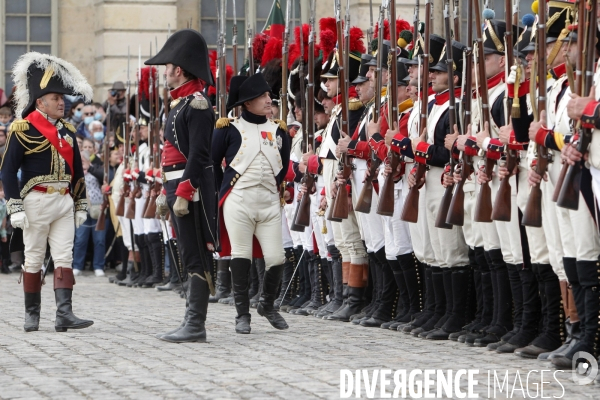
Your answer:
[257,264,289,330]
[209,259,232,303]
[363,249,398,327]
[452,248,481,341]
[230,258,252,334]
[54,267,94,332]
[413,267,445,336]
[428,266,471,340]
[328,263,367,322]
[141,232,165,288]
[517,264,564,358]
[159,273,209,343]
[402,264,434,332]
[23,270,42,332]
[297,252,325,315]
[274,247,295,309]
[320,246,344,317]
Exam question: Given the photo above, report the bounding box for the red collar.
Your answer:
[487,71,505,90]
[170,79,205,99]
[332,86,358,105]
[551,63,567,79]
[435,88,462,105]
[26,111,75,179]
[418,85,436,100]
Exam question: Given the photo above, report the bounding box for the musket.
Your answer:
[434,0,457,229]
[521,0,548,226]
[290,1,307,233]
[217,0,228,118]
[446,0,474,226]
[142,44,154,218]
[453,0,460,42]
[96,104,111,231]
[473,0,494,223]
[355,1,387,214]
[231,0,239,116]
[556,0,597,210]
[377,0,401,217]
[125,47,143,219]
[491,0,518,221]
[330,0,352,220]
[293,0,317,228]
[280,0,291,119]
[367,0,374,45]
[145,66,162,219]
[247,24,255,76]
[401,0,432,223]
[116,47,131,217]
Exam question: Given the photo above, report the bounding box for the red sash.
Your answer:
[26,111,74,181]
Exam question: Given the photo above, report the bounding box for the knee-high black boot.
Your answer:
[362,249,398,327]
[320,245,344,317]
[497,265,541,353]
[250,258,266,308]
[23,270,42,332]
[296,252,325,315]
[428,266,471,340]
[141,232,165,288]
[230,258,252,334]
[413,267,445,336]
[130,235,150,287]
[209,259,232,303]
[517,263,564,358]
[257,264,289,330]
[54,267,94,332]
[328,263,367,322]
[159,273,209,343]
[390,252,422,328]
[553,259,600,368]
[402,264,434,333]
[497,263,524,344]
[453,248,481,341]
[274,247,295,309]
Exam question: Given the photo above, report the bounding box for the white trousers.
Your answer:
[223,186,285,268]
[23,191,74,272]
[351,159,385,253]
[380,185,413,260]
[323,158,367,264]
[403,161,436,265]
[425,166,469,268]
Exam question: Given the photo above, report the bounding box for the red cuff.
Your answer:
[284,160,297,182]
[508,130,529,150]
[414,142,431,165]
[486,138,504,160]
[307,155,320,175]
[285,187,294,204]
[581,101,600,129]
[348,141,370,159]
[146,169,154,178]
[535,126,552,146]
[175,179,197,201]
[464,136,479,156]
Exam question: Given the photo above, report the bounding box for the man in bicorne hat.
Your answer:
[145,29,218,343]
[1,52,94,333]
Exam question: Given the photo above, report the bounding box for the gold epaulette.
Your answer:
[61,120,76,133]
[273,119,287,131]
[349,99,363,111]
[9,119,29,133]
[216,117,234,129]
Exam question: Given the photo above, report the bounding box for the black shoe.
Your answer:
[159,274,209,343]
[360,317,386,327]
[257,264,289,330]
[156,281,182,292]
[495,342,520,353]
[473,332,501,347]
[426,328,453,340]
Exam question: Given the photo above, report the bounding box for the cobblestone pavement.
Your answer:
[0,272,598,400]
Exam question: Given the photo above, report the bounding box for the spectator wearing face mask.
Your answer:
[89,120,105,144]
[73,150,106,277]
[93,103,106,124]
[66,99,85,126]
[75,104,103,139]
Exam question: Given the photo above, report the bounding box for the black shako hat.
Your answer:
[320,49,362,83]
[397,61,409,86]
[366,40,391,68]
[226,73,273,111]
[145,29,215,87]
[352,54,374,84]
[430,40,467,75]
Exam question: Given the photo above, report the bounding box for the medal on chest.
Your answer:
[261,131,274,147]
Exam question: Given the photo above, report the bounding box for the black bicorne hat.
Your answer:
[12,52,93,119]
[404,34,446,66]
[352,54,374,84]
[320,49,362,83]
[145,29,215,87]
[226,73,273,111]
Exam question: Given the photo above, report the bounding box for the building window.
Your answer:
[1,0,57,95]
